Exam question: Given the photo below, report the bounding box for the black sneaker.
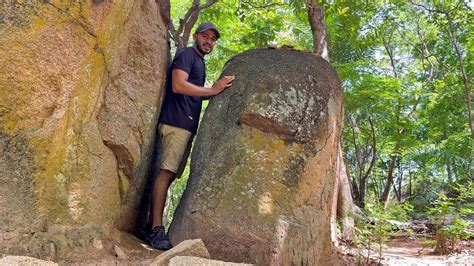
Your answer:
[146,226,173,250]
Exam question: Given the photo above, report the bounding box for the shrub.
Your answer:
[429,181,473,254]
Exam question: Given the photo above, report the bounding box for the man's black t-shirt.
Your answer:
[159,47,206,134]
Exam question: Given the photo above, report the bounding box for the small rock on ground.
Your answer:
[169,256,253,266]
[150,239,210,265]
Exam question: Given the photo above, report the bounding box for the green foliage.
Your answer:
[339,0,473,210]
[443,218,472,243]
[429,182,474,253]
[386,202,414,223]
[429,182,474,226]
[352,202,413,264]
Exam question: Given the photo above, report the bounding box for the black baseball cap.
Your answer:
[195,22,220,39]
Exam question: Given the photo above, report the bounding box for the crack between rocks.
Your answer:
[95,2,144,189]
[38,3,103,130]
[100,2,147,139]
[109,74,146,142]
[122,1,136,29]
[314,127,334,155]
[76,124,83,170]
[46,3,121,185]
[44,2,110,124]
[89,2,142,188]
[45,2,97,39]
[46,1,151,201]
[316,127,335,209]
[90,44,110,122]
[319,171,329,210]
[42,2,136,205]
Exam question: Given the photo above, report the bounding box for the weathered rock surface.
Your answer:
[169,256,253,266]
[150,239,210,266]
[169,49,344,265]
[0,0,167,259]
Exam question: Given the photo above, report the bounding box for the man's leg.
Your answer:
[146,169,174,250]
[151,169,175,227]
[146,124,191,250]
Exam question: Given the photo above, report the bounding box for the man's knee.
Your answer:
[155,169,176,184]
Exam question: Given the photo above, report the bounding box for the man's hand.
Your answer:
[172,69,235,97]
[211,76,235,95]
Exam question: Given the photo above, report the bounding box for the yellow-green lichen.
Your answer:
[212,127,302,224]
[0,1,133,225]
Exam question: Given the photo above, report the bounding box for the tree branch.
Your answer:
[408,0,440,13]
[363,116,377,184]
[413,1,474,138]
[239,1,287,9]
[200,0,218,9]
[443,9,474,138]
[167,0,218,49]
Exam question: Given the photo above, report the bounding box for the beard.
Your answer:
[195,40,211,55]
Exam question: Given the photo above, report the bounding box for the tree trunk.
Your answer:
[347,115,376,208]
[351,172,360,204]
[307,0,329,61]
[408,171,412,199]
[379,36,403,207]
[336,146,355,240]
[379,151,398,206]
[307,0,354,241]
[358,175,367,207]
[396,161,402,202]
[444,12,474,139]
[435,230,449,254]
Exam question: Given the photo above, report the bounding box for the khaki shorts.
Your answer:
[158,124,193,178]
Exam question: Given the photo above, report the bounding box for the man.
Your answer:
[146,22,235,250]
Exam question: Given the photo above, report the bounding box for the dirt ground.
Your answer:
[60,235,473,265]
[340,236,473,266]
[382,237,473,266]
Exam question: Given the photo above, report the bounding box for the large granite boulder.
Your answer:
[0,0,167,258]
[169,49,344,265]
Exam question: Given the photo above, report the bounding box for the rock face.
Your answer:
[169,49,344,265]
[150,239,210,266]
[0,0,167,258]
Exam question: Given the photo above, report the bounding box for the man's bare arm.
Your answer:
[172,69,235,97]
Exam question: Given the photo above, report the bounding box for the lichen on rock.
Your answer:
[0,0,168,259]
[169,49,345,265]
